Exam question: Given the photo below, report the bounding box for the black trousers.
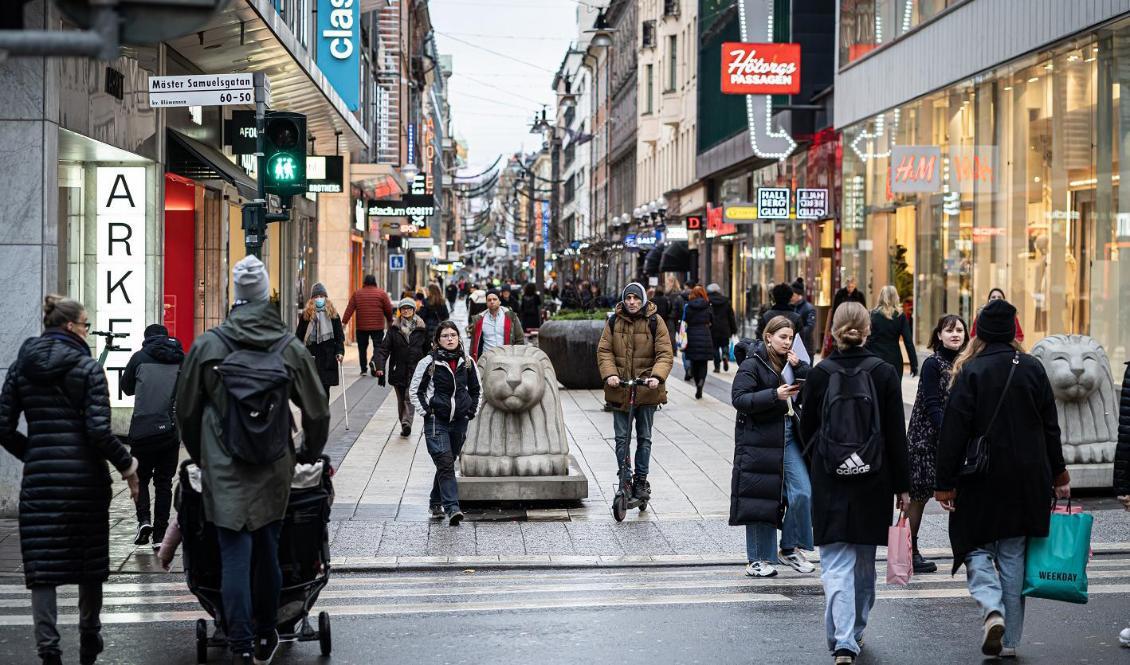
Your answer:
[356,329,385,371]
[690,360,709,384]
[134,444,178,539]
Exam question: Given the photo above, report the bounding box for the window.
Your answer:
[642,20,656,48]
[839,0,965,67]
[564,175,576,204]
[664,0,679,18]
[644,64,654,113]
[666,35,677,91]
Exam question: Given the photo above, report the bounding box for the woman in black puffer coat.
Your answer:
[682,286,714,399]
[375,298,432,437]
[0,295,139,665]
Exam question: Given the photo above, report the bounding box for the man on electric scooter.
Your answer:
[597,283,674,502]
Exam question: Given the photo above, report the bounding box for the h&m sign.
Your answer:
[96,167,147,407]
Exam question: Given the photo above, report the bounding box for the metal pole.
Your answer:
[245,73,269,258]
[543,129,560,296]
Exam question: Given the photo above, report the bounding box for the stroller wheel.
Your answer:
[195,618,208,664]
[318,611,332,656]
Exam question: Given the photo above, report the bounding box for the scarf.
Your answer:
[434,346,464,363]
[397,314,422,338]
[306,309,335,345]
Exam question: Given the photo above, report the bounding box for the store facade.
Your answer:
[840,15,1130,366]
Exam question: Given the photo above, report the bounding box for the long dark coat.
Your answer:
[708,292,738,344]
[297,312,346,387]
[373,316,430,388]
[730,344,809,525]
[0,332,134,587]
[1113,363,1130,494]
[799,347,910,546]
[936,344,1067,573]
[681,298,714,361]
[866,311,918,376]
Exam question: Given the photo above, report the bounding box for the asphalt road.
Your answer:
[1,559,1128,664]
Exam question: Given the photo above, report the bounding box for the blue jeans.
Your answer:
[216,521,283,654]
[820,543,877,655]
[613,405,656,479]
[744,420,813,562]
[425,416,468,513]
[965,537,1027,649]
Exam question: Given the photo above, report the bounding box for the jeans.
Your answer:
[965,536,1027,648]
[134,443,178,540]
[746,522,779,562]
[216,521,283,654]
[820,543,877,655]
[393,385,414,429]
[613,405,656,479]
[425,416,468,513]
[356,329,385,371]
[781,420,813,551]
[31,583,102,657]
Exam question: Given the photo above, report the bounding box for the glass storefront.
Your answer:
[842,17,1130,365]
[839,0,966,66]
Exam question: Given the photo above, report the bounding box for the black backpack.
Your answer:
[211,329,296,465]
[813,357,885,479]
[606,312,659,339]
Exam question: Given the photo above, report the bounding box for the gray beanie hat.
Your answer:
[706,283,722,294]
[311,282,328,298]
[232,255,270,303]
[621,282,647,306]
[397,297,417,310]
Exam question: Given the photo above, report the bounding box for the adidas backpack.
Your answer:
[211,329,296,465]
[813,357,885,479]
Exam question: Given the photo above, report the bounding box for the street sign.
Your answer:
[405,237,432,249]
[796,188,829,219]
[757,188,791,219]
[148,74,257,108]
[389,254,406,272]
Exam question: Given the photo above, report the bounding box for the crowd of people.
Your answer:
[0,264,1126,664]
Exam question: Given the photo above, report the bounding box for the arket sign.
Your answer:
[721,43,801,95]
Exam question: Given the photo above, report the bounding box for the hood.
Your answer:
[614,300,657,321]
[19,335,90,382]
[687,298,711,311]
[708,292,728,306]
[142,334,185,363]
[222,300,290,349]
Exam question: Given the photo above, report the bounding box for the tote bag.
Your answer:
[1022,507,1092,604]
[886,512,913,586]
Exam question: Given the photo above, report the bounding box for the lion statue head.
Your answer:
[1030,334,1118,464]
[461,345,570,477]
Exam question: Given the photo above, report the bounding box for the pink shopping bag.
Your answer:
[886,512,913,586]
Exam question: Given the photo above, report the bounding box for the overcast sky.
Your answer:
[432,0,580,175]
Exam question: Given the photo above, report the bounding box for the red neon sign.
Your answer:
[721,43,801,95]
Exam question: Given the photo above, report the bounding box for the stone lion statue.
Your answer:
[1030,334,1118,464]
[461,345,570,477]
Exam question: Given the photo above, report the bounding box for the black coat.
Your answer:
[708,292,737,343]
[681,298,714,361]
[936,344,1066,573]
[418,301,450,339]
[519,293,542,330]
[866,311,918,376]
[296,313,346,386]
[730,344,809,525]
[799,347,910,546]
[792,298,818,355]
[374,318,430,388]
[0,332,134,587]
[1114,363,1130,494]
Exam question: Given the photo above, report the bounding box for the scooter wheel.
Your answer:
[612,495,628,522]
[195,618,208,664]
[638,500,649,512]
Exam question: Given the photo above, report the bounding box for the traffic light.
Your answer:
[261,111,306,201]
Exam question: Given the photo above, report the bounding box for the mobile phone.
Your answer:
[793,378,806,387]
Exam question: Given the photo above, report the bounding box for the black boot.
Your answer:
[723,358,730,371]
[79,632,103,665]
[632,475,651,500]
[40,655,62,665]
[695,379,704,399]
[912,551,937,573]
[713,362,720,373]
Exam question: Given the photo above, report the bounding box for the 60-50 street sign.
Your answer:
[149,74,264,108]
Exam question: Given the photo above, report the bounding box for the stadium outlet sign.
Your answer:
[720,42,801,95]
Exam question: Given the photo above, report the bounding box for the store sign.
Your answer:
[972,226,1006,243]
[306,156,344,193]
[225,110,258,154]
[666,224,688,240]
[367,195,436,217]
[721,43,801,95]
[685,215,703,231]
[757,188,791,219]
[796,188,829,219]
[406,123,416,164]
[723,202,758,223]
[317,0,360,110]
[405,237,433,249]
[706,206,737,238]
[149,74,255,108]
[95,167,147,407]
[890,146,943,193]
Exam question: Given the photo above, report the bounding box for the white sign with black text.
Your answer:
[96,167,147,407]
[148,74,257,108]
[795,188,829,219]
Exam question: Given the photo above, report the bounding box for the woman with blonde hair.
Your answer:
[800,301,910,665]
[730,315,813,578]
[297,282,345,398]
[865,285,918,379]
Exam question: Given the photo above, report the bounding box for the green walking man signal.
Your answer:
[244,74,307,258]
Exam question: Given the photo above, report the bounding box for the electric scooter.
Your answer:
[90,329,130,367]
[612,374,651,522]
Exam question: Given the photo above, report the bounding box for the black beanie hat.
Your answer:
[791,278,805,296]
[976,299,1017,343]
[144,324,168,338]
[771,283,795,306]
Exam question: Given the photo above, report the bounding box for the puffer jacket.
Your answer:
[1115,363,1130,494]
[596,301,674,410]
[681,298,714,361]
[373,315,430,388]
[0,331,135,587]
[409,351,482,423]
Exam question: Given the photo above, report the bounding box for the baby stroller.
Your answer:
[177,455,334,663]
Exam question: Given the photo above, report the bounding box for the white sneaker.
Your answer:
[1120,627,1130,647]
[745,561,778,578]
[981,612,1005,656]
[778,549,817,574]
[999,647,1016,658]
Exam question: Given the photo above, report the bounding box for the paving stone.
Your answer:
[520,522,574,555]
[564,521,624,556]
[331,520,383,557]
[474,522,526,555]
[654,520,715,555]
[427,521,477,556]
[375,521,429,557]
[612,521,674,555]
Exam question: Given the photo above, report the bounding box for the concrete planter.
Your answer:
[537,319,606,389]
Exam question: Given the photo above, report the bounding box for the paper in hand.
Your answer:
[792,335,811,365]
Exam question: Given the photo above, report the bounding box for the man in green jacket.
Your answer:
[175,255,330,665]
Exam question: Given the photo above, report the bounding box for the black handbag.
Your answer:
[959,352,1019,478]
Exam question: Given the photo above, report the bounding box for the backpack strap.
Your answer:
[648,314,658,340]
[210,328,236,353]
[984,352,1019,433]
[268,333,295,354]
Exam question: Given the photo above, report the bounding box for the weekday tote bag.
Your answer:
[1022,503,1092,604]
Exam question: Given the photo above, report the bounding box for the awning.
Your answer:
[167,129,258,199]
[164,0,369,154]
[659,241,690,273]
[351,163,406,201]
[644,244,664,275]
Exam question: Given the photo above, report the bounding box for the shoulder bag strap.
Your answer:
[984,352,1020,433]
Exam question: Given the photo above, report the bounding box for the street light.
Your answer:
[558,76,577,110]
[585,8,614,48]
